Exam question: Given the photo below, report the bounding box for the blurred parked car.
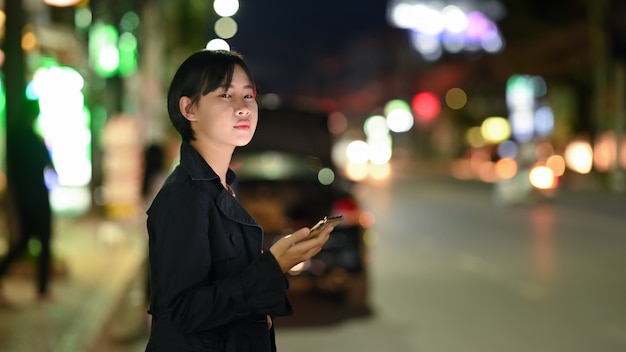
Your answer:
[232,105,369,310]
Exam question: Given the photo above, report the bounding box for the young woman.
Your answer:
[145,49,333,351]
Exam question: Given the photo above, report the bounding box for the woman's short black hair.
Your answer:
[166,49,256,142]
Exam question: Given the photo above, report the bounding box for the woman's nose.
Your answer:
[235,101,250,116]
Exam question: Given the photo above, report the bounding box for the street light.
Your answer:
[387,0,505,61]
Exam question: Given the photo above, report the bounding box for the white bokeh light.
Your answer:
[214,0,239,17]
[206,39,230,51]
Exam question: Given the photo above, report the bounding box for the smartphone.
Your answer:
[309,215,343,236]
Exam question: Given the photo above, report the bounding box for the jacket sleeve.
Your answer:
[148,182,291,334]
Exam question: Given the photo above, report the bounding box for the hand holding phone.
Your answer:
[309,215,343,236]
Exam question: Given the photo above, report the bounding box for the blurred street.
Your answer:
[1,1,625,351]
[2,162,621,352]
[274,165,626,352]
[0,215,147,352]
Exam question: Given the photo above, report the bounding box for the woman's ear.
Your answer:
[179,97,196,121]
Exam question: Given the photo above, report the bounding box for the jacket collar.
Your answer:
[179,141,236,185]
[179,141,260,229]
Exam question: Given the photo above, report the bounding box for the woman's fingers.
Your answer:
[270,226,333,273]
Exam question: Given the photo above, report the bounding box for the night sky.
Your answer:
[228,0,392,98]
[223,0,594,116]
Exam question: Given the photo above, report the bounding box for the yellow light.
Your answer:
[445,87,467,109]
[529,165,555,190]
[345,162,368,181]
[369,163,391,180]
[21,31,37,51]
[466,126,485,148]
[481,116,511,144]
[564,140,593,174]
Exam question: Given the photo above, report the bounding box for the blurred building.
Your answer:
[0,0,624,228]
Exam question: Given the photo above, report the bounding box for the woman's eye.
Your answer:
[244,94,255,99]
[219,93,231,98]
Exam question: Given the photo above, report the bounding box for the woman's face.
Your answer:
[183,64,258,150]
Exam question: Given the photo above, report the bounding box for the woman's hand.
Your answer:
[269,226,333,273]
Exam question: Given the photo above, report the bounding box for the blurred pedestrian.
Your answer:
[145,49,333,351]
[140,141,168,312]
[0,100,55,303]
[142,143,167,203]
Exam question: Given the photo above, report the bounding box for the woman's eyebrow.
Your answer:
[223,82,255,90]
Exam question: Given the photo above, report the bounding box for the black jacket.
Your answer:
[146,142,292,352]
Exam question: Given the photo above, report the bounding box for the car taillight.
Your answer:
[331,196,360,226]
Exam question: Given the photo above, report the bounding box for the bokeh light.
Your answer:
[529,165,555,189]
[384,99,414,133]
[75,7,92,31]
[317,168,335,186]
[369,163,392,180]
[345,162,368,181]
[497,140,518,159]
[328,111,348,135]
[363,115,389,139]
[445,87,467,109]
[214,0,240,17]
[509,109,534,142]
[388,1,504,60]
[21,29,37,52]
[331,139,350,168]
[206,38,230,51]
[481,116,511,144]
[546,155,566,177]
[118,32,138,77]
[494,158,517,180]
[534,105,555,137]
[564,140,593,174]
[466,126,485,148]
[412,92,440,124]
[593,131,616,172]
[43,0,81,6]
[215,17,238,39]
[119,11,140,32]
[346,140,370,164]
[369,141,392,165]
[89,23,119,78]
[386,108,414,133]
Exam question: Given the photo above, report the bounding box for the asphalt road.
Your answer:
[97,169,626,352]
[275,172,626,352]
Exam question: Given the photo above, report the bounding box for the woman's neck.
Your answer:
[190,140,233,187]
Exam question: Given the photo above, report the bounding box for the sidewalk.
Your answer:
[0,214,148,352]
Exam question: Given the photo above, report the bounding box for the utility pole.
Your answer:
[612,62,625,192]
[4,0,27,134]
[607,0,626,192]
[4,0,27,226]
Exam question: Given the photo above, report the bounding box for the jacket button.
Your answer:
[229,233,242,246]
